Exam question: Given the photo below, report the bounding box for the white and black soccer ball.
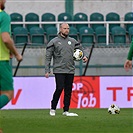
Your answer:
[108,104,120,114]
[73,49,83,61]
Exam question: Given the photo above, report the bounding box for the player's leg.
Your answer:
[0,61,14,109]
[63,74,74,112]
[51,73,65,110]
[0,91,14,109]
[0,128,3,133]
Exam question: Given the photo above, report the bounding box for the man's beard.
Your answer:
[1,5,5,10]
[62,33,68,38]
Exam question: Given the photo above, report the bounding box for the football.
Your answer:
[108,104,120,114]
[73,49,83,61]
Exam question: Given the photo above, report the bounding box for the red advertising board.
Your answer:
[60,76,100,108]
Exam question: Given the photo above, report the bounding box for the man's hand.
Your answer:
[15,54,23,62]
[124,60,132,71]
[82,56,88,63]
[45,72,50,78]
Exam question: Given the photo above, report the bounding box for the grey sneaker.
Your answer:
[62,111,78,116]
[49,109,56,116]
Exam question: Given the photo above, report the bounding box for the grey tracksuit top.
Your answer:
[45,33,88,74]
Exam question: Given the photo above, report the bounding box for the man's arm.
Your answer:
[127,41,133,61]
[45,40,54,77]
[124,41,133,71]
[1,32,22,61]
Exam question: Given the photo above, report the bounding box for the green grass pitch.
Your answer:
[0,108,133,133]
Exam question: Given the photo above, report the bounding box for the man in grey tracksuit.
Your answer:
[45,23,88,116]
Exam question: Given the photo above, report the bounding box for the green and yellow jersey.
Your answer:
[0,9,11,60]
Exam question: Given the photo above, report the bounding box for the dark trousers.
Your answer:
[51,73,74,112]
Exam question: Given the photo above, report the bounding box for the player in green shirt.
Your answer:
[124,41,133,71]
[0,0,22,109]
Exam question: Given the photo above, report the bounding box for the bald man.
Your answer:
[45,23,88,116]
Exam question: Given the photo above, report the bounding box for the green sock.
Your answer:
[0,95,10,109]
